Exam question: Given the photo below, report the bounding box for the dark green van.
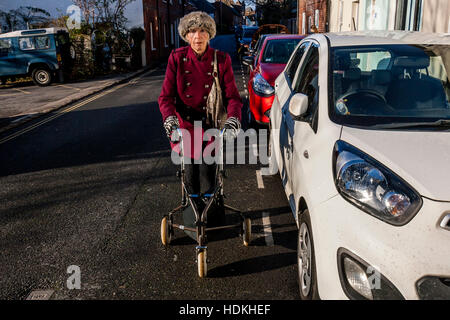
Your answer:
[0,28,73,86]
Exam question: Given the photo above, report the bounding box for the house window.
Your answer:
[395,0,423,31]
[150,22,156,51]
[164,24,168,47]
[314,9,320,29]
[302,12,306,34]
[170,23,174,45]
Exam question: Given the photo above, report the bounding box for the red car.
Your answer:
[245,34,305,126]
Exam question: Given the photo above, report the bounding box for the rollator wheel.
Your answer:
[197,250,207,278]
[243,217,252,247]
[161,216,171,246]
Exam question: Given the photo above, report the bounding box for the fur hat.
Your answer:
[178,11,216,43]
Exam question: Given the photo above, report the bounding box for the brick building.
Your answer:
[143,0,184,67]
[142,0,219,66]
[298,0,329,35]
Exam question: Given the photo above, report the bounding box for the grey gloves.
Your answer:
[164,115,179,140]
[164,115,241,141]
[223,117,241,140]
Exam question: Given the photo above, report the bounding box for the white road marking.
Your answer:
[11,115,33,123]
[57,84,81,90]
[262,211,274,246]
[13,88,30,94]
[256,169,264,189]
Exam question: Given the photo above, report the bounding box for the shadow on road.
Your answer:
[208,252,296,278]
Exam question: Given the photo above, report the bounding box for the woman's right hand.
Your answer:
[163,115,180,141]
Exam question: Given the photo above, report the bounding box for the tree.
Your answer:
[95,0,136,32]
[0,6,51,31]
[14,6,51,29]
[70,0,136,35]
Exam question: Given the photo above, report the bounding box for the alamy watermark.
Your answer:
[171,122,274,172]
[66,265,81,290]
[66,5,81,30]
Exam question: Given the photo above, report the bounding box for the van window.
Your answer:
[0,38,12,56]
[35,36,50,49]
[19,37,35,50]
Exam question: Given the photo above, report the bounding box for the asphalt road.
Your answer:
[0,35,299,301]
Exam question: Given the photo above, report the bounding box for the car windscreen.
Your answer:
[261,39,301,64]
[243,28,257,38]
[329,44,450,128]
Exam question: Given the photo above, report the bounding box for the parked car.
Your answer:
[243,35,304,126]
[0,28,73,86]
[237,26,259,61]
[269,31,450,300]
[245,33,272,71]
[250,24,289,50]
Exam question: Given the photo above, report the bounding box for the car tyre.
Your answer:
[32,67,53,86]
[297,209,320,300]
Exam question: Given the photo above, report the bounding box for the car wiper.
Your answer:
[370,119,450,129]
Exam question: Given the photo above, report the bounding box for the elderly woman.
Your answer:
[158,11,242,201]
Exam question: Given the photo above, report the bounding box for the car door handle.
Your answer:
[303,150,309,159]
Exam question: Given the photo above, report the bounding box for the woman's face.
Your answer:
[186,28,209,55]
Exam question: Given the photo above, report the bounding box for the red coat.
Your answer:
[158,45,242,159]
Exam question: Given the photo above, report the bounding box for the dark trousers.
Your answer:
[184,163,217,195]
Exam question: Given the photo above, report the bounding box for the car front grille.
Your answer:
[416,276,450,300]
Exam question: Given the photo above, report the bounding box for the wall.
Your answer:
[421,0,450,33]
[298,0,329,34]
[357,0,397,31]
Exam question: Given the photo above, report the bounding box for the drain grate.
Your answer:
[26,290,54,300]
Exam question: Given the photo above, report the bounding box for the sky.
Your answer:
[0,0,144,29]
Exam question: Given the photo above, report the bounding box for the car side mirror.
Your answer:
[289,93,308,119]
[242,55,255,67]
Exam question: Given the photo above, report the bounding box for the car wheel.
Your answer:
[297,209,320,300]
[32,68,53,86]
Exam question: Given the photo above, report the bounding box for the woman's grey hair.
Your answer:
[178,11,216,43]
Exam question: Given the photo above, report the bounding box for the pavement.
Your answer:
[0,67,152,134]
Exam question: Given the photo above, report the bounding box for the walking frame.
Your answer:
[160,128,252,278]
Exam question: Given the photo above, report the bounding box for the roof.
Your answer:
[320,31,450,47]
[0,28,68,38]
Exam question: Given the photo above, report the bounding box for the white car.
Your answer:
[269,31,450,300]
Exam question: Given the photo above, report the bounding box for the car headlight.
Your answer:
[252,73,274,97]
[333,140,422,226]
